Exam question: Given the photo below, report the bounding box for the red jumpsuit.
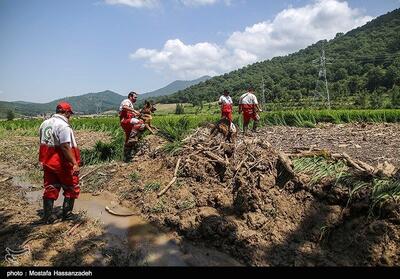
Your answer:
[39,114,80,200]
[119,99,144,144]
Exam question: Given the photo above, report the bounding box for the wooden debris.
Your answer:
[105,206,137,217]
[0,177,13,183]
[203,151,227,166]
[158,158,181,197]
[331,152,375,175]
[376,161,396,178]
[65,221,84,236]
[79,165,103,180]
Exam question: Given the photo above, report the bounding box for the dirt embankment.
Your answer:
[1,125,400,266]
[104,128,400,266]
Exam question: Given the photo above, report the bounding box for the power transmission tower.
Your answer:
[95,100,103,115]
[313,43,332,109]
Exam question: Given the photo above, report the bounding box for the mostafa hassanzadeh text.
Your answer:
[32,270,93,277]
[6,270,93,277]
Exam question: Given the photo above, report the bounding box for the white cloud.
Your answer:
[131,39,257,78]
[104,0,159,8]
[226,0,372,58]
[180,0,232,7]
[180,0,217,6]
[131,0,373,79]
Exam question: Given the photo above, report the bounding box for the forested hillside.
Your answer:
[156,9,400,109]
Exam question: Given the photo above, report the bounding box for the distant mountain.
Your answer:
[0,76,211,117]
[47,90,125,114]
[0,90,125,117]
[138,75,211,100]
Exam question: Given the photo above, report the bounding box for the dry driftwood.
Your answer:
[158,158,181,197]
[79,165,103,180]
[65,221,84,236]
[278,152,296,177]
[0,177,13,183]
[203,151,227,166]
[331,152,375,175]
[105,206,137,217]
[235,156,249,172]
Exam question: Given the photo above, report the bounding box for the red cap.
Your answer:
[56,102,74,114]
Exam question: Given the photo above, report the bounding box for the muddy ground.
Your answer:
[0,131,140,267]
[1,124,400,266]
[263,122,400,169]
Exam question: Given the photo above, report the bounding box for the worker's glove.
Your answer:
[139,123,146,131]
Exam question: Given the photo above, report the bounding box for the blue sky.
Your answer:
[0,0,399,102]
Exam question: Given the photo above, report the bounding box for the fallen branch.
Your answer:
[105,206,137,217]
[203,151,227,166]
[235,156,248,172]
[249,160,263,171]
[158,158,181,197]
[277,152,296,177]
[65,221,84,236]
[174,157,182,177]
[0,177,13,183]
[332,153,375,174]
[79,165,103,181]
[157,177,177,198]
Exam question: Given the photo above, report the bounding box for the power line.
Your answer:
[313,43,331,109]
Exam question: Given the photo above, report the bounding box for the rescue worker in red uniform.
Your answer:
[119,92,145,162]
[218,90,233,122]
[39,102,80,224]
[238,86,262,134]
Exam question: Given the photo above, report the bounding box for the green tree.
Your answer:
[367,67,386,92]
[354,91,369,108]
[348,76,361,94]
[6,110,15,121]
[370,91,384,109]
[391,86,400,108]
[175,103,185,115]
[386,66,400,88]
[333,68,348,82]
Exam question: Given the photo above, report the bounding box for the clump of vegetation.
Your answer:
[149,198,165,213]
[129,172,141,182]
[144,182,161,192]
[177,198,196,211]
[81,138,122,165]
[6,110,15,121]
[175,103,185,115]
[293,156,348,185]
[293,155,400,216]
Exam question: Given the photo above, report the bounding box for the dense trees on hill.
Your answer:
[155,9,400,110]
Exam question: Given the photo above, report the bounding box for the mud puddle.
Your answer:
[24,189,241,266]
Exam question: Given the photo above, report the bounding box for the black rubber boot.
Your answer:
[123,145,133,162]
[252,121,258,132]
[43,198,56,224]
[62,197,76,220]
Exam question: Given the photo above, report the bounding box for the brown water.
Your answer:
[24,189,242,266]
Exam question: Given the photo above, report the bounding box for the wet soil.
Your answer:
[263,122,400,168]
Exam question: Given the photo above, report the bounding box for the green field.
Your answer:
[2,109,400,134]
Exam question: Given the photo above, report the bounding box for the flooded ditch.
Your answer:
[23,188,241,266]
